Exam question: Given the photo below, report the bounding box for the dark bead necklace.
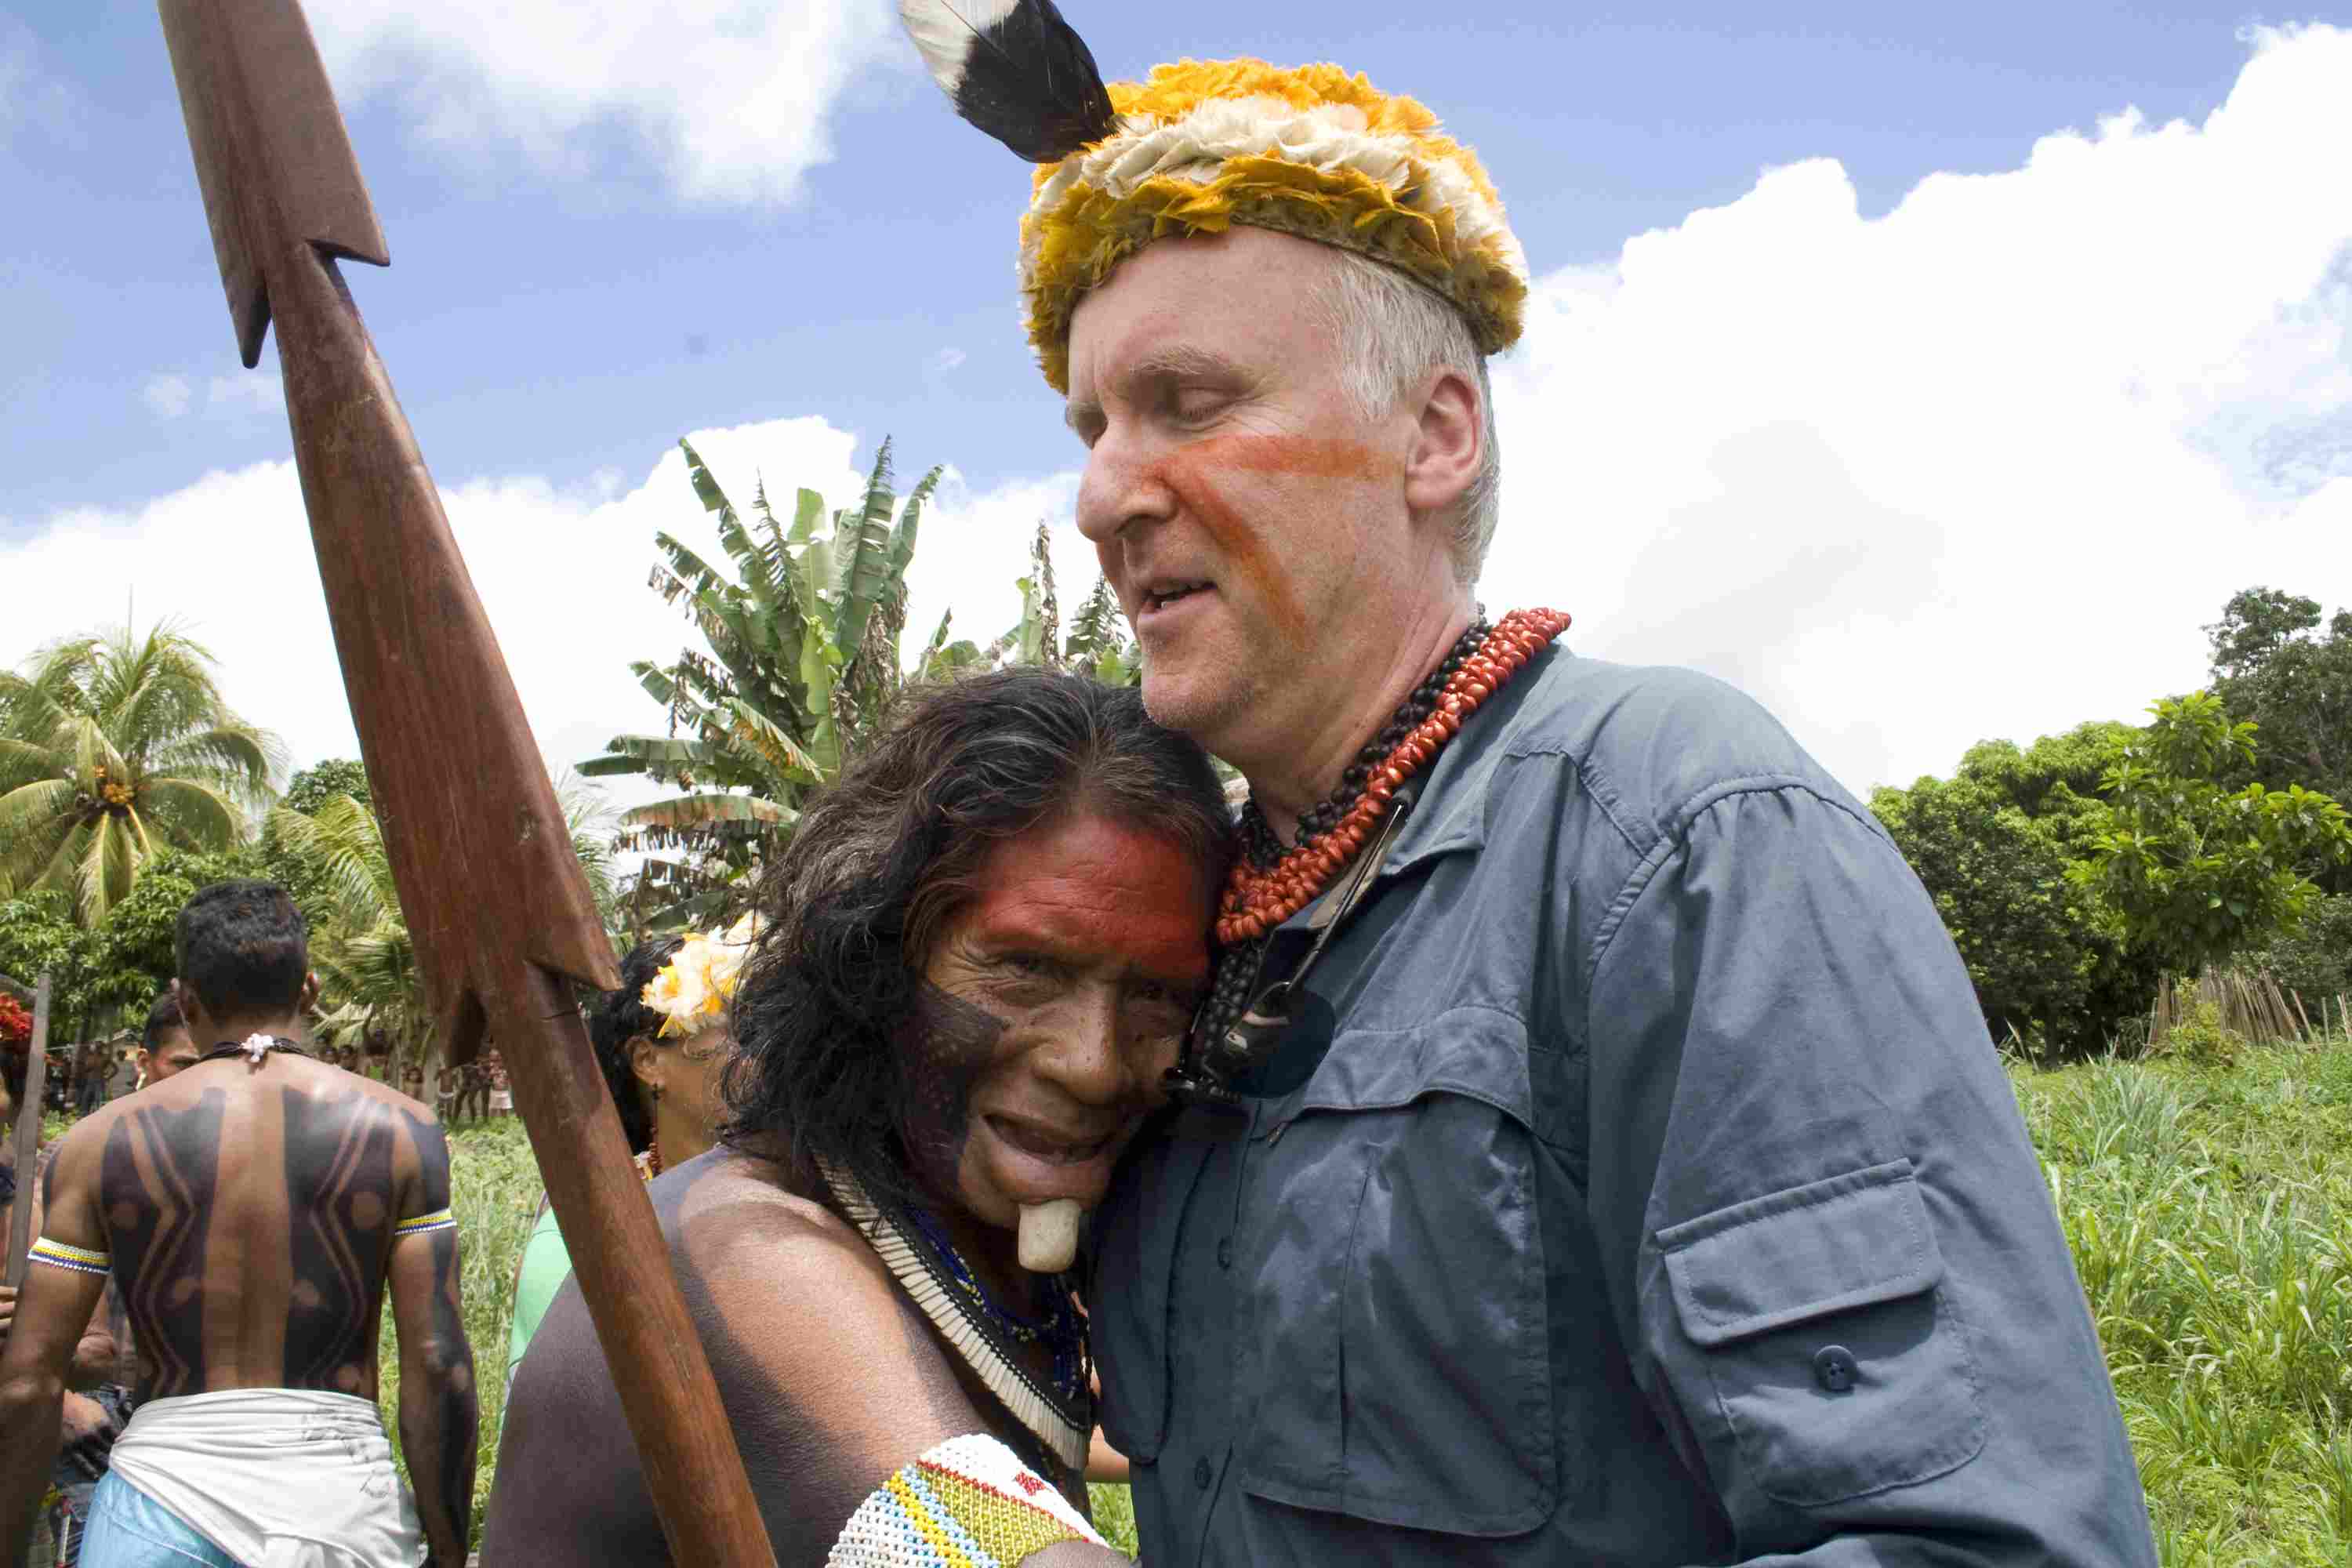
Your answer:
[1201,619,1491,1073]
[1236,617,1490,869]
[1178,608,1572,1105]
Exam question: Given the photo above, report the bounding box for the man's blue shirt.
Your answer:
[1091,647,2157,1565]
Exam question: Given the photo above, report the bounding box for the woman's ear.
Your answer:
[627,1035,665,1096]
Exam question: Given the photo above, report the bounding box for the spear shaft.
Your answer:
[154,1,775,1558]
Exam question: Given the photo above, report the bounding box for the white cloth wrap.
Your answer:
[104,1388,427,1568]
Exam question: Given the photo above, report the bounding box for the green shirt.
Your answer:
[505,1200,570,1392]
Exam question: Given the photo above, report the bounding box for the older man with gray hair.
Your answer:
[901,8,2158,1566]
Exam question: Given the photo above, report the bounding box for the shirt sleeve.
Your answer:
[1583,780,2158,1566]
[506,1200,572,1380]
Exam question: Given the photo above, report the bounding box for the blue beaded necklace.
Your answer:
[902,1203,1088,1406]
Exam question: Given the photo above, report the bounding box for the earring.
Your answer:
[652,1083,664,1102]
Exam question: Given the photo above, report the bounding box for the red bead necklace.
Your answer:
[1217,607,1572,945]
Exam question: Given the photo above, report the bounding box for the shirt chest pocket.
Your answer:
[1234,1011,1556,1537]
[1657,1159,1988,1508]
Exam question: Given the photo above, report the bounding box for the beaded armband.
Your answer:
[392,1208,456,1239]
[829,1433,1105,1566]
[28,1236,110,1279]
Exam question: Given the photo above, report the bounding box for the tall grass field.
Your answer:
[378,1034,2352,1564]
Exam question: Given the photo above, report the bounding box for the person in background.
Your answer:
[0,881,474,1568]
[503,931,737,1382]
[16,991,198,1566]
[132,1000,196,1094]
[69,1047,103,1118]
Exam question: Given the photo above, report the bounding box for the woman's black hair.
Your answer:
[722,666,1235,1209]
[587,935,686,1156]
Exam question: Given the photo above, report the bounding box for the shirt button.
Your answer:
[1192,1457,1214,1490]
[1813,1345,1858,1394]
[1216,1236,1234,1269]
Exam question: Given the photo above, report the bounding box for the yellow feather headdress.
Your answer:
[896,6,1528,392]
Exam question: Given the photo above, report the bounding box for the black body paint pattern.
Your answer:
[395,1104,474,1562]
[282,1088,399,1390]
[100,1092,224,1399]
[896,982,1008,1194]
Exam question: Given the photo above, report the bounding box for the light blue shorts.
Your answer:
[77,1474,241,1568]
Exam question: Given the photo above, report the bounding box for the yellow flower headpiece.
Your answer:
[640,913,762,1040]
[895,5,1528,394]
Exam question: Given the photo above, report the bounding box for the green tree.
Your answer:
[2067,691,2352,980]
[582,437,942,926]
[585,443,1141,934]
[283,758,372,815]
[2205,586,2351,893]
[1872,721,2154,1053]
[267,779,617,1070]
[0,622,284,924]
[75,847,269,1024]
[0,891,91,1023]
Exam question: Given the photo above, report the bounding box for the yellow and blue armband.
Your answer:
[28,1236,110,1279]
[829,1433,1105,1566]
[392,1208,456,1239]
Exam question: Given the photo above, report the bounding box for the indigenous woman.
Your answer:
[503,926,745,1381]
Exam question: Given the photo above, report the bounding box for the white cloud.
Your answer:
[141,375,194,422]
[931,347,968,376]
[1475,21,2352,794]
[15,24,2352,826]
[137,369,286,427]
[205,373,286,421]
[308,0,900,205]
[0,416,1072,827]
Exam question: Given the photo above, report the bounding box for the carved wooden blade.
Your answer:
[155,3,776,1559]
[158,0,388,367]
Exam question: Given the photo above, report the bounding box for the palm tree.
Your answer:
[270,774,617,1074]
[0,622,284,924]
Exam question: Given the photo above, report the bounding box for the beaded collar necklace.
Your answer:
[1169,608,1572,1109]
[818,1161,1093,1477]
[902,1204,1087,1403]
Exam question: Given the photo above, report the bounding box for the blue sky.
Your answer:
[2,2,2348,809]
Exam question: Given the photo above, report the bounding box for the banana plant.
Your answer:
[583,438,942,927]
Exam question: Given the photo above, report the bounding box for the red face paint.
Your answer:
[916,811,1216,1234]
[1149,434,1389,647]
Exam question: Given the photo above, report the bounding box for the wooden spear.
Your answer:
[151,2,775,1558]
[5,975,50,1289]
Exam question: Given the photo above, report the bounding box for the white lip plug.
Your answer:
[1017,1199,1083,1272]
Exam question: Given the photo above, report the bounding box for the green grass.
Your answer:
[45,1035,2343,1560]
[2017,1036,2352,1566]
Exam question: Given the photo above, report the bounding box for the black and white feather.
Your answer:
[898,0,1119,163]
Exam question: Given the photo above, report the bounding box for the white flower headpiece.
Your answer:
[641,912,763,1040]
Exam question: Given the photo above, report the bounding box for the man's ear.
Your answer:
[172,978,206,1037]
[299,971,321,1013]
[1401,365,1482,524]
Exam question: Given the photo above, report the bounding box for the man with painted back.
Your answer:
[895,19,2161,1564]
[0,881,473,1567]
